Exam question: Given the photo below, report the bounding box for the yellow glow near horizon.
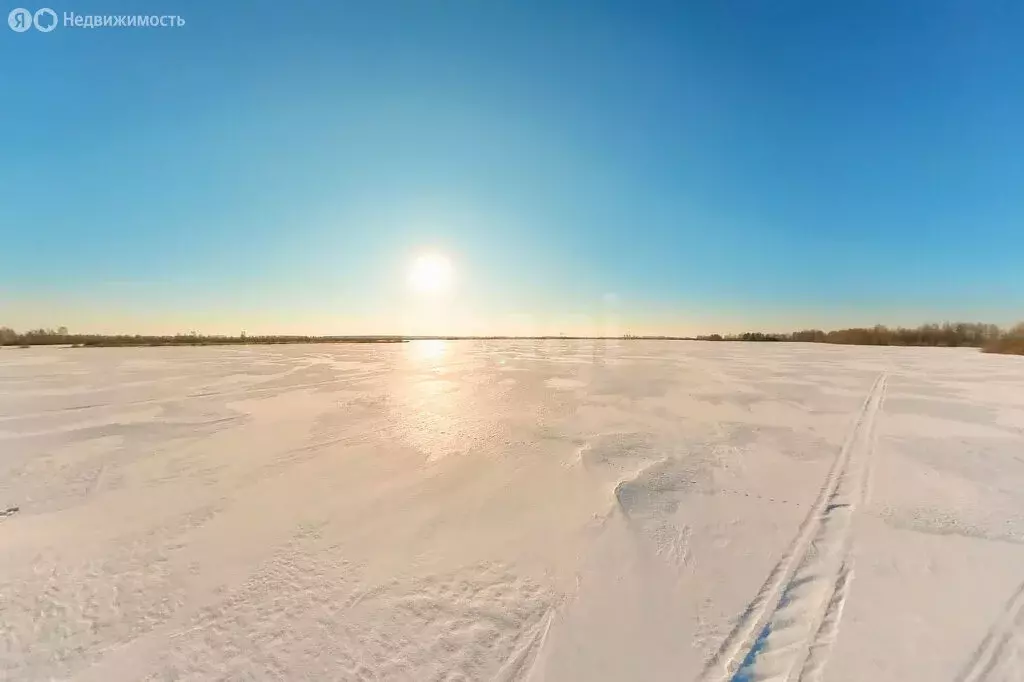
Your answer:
[408,253,454,296]
[408,338,448,362]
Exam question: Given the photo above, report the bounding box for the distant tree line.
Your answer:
[2,322,1022,354]
[0,328,405,347]
[984,323,1024,355]
[695,321,1024,355]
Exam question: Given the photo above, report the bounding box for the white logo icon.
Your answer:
[33,7,56,31]
[8,7,57,31]
[8,7,32,31]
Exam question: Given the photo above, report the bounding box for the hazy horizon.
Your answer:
[3,305,1022,340]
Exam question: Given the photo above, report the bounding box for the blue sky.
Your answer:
[2,0,1022,335]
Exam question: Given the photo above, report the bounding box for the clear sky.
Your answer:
[2,0,1022,335]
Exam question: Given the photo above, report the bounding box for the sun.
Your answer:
[408,253,454,295]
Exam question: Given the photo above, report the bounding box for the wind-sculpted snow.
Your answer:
[1,342,1022,681]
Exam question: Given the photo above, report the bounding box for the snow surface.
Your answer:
[2,340,1024,681]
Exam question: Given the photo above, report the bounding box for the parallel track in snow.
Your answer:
[956,580,1024,682]
[699,373,887,682]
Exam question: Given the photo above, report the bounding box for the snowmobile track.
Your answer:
[699,373,887,682]
[956,580,1024,682]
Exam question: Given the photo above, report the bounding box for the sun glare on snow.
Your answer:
[408,253,454,296]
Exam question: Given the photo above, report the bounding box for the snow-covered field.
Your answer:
[2,341,1023,682]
